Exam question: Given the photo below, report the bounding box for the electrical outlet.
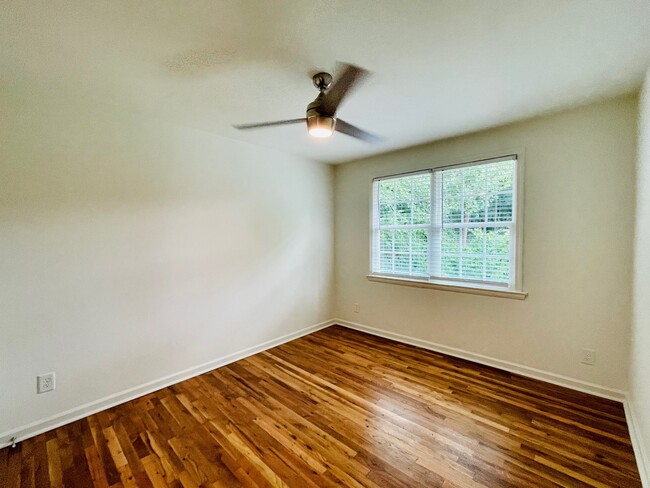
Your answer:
[37,372,55,393]
[353,303,360,313]
[581,349,596,366]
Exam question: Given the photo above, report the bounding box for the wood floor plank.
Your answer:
[0,325,642,486]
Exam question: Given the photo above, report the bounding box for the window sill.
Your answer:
[366,274,528,300]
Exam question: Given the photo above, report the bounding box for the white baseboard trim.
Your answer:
[0,319,336,449]
[624,398,650,487]
[333,318,627,402]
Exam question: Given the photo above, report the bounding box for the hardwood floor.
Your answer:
[0,325,641,487]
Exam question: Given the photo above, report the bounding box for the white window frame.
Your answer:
[369,153,526,299]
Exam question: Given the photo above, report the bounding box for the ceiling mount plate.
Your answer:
[312,72,333,92]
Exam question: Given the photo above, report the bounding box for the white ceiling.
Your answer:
[2,1,650,164]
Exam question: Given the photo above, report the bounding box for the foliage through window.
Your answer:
[371,156,520,290]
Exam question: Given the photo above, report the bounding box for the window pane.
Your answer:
[486,258,509,283]
[379,180,395,202]
[442,228,460,253]
[396,202,412,225]
[380,253,393,273]
[412,174,431,199]
[487,193,512,222]
[487,161,514,192]
[442,169,462,197]
[394,254,410,274]
[394,177,411,202]
[463,165,486,194]
[461,228,484,254]
[464,194,486,222]
[443,196,462,223]
[462,257,484,280]
[434,158,515,285]
[412,200,430,224]
[394,230,409,252]
[411,254,428,276]
[379,203,395,225]
[485,227,510,256]
[412,229,428,252]
[379,230,393,252]
[374,173,432,278]
[441,256,460,278]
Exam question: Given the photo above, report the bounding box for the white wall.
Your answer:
[334,95,637,392]
[0,83,334,439]
[630,69,650,479]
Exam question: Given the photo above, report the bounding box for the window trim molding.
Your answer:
[366,274,528,300]
[368,148,526,296]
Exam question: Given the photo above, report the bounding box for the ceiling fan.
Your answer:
[234,63,383,143]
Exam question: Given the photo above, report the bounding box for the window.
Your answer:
[371,155,522,293]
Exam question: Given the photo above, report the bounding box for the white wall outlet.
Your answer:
[353,303,360,313]
[37,372,55,393]
[581,349,596,366]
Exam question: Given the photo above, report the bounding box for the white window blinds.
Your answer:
[372,171,432,277]
[372,155,519,290]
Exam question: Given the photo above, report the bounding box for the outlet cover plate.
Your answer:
[37,372,55,393]
[581,349,596,366]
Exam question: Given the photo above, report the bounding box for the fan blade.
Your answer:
[335,119,384,144]
[321,64,368,115]
[233,118,306,130]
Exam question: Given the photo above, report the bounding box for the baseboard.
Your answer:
[624,398,650,487]
[0,319,336,449]
[333,318,627,402]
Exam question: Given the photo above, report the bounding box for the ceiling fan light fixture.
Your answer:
[233,63,383,144]
[307,115,336,138]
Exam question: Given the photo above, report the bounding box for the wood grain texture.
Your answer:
[0,325,641,487]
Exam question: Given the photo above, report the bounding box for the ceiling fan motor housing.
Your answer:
[307,95,336,136]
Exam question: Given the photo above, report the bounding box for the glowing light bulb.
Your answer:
[309,127,334,138]
[307,115,336,139]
